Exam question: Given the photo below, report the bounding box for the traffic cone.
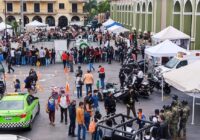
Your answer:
[65,82,70,93]
[37,71,41,80]
[64,68,69,74]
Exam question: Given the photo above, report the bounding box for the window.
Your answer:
[7,3,13,12]
[23,3,27,12]
[34,3,40,12]
[176,60,188,69]
[0,100,24,110]
[26,95,35,105]
[48,3,53,12]
[72,3,77,13]
[59,3,65,9]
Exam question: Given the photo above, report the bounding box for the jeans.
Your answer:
[77,86,82,98]
[85,84,92,95]
[88,63,95,71]
[16,56,21,65]
[100,78,105,89]
[78,124,86,140]
[60,106,67,123]
[45,58,50,66]
[32,56,36,66]
[21,56,26,65]
[63,60,66,69]
[49,110,55,123]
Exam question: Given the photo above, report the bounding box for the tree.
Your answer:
[11,21,19,36]
[98,0,110,13]
[83,0,97,20]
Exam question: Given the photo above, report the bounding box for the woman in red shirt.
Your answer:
[61,51,67,69]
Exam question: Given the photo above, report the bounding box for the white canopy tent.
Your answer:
[145,40,189,57]
[25,20,47,27]
[102,19,115,27]
[163,61,200,124]
[152,26,191,50]
[108,25,130,34]
[0,22,12,31]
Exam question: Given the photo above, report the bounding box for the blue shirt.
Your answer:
[92,95,99,108]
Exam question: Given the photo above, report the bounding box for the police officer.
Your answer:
[178,100,190,138]
[172,95,182,108]
[170,101,180,140]
[104,92,116,116]
[124,86,138,117]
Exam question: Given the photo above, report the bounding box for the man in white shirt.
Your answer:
[39,47,45,66]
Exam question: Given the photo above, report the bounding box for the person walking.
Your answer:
[119,69,126,89]
[7,54,14,73]
[47,95,57,126]
[92,91,99,112]
[57,88,70,124]
[61,51,67,69]
[76,66,83,77]
[77,101,86,140]
[98,65,105,89]
[83,70,94,95]
[104,92,116,116]
[88,54,95,71]
[75,74,83,98]
[69,53,74,72]
[68,100,77,137]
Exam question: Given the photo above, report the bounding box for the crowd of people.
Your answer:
[1,22,192,140]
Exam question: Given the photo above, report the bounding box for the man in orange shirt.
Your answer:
[76,102,86,140]
[61,51,67,69]
[83,70,94,95]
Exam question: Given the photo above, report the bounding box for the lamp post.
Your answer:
[4,0,7,41]
[20,0,24,34]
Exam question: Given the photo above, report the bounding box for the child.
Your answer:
[14,79,21,92]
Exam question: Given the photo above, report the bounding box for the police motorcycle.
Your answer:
[124,72,152,98]
[98,83,122,101]
[148,70,171,94]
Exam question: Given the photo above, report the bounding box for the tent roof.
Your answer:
[145,40,189,57]
[102,19,115,26]
[25,20,47,27]
[152,26,190,41]
[106,22,123,28]
[163,60,200,92]
[108,25,129,33]
[0,22,12,31]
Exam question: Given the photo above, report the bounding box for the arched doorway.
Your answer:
[58,16,68,28]
[196,2,200,49]
[184,0,192,36]
[136,3,140,31]
[71,16,80,21]
[142,3,146,32]
[32,16,42,22]
[147,2,152,32]
[0,17,3,23]
[46,16,55,26]
[24,16,29,26]
[173,1,181,30]
[6,16,16,23]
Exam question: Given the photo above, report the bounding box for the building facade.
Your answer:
[0,0,87,28]
[110,0,200,50]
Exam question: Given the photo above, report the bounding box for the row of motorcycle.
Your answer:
[98,56,171,102]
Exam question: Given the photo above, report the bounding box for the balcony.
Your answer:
[68,0,87,3]
[6,10,57,15]
[69,9,87,15]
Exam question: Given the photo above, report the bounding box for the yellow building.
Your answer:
[0,0,87,27]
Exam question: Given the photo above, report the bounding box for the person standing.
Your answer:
[104,92,116,116]
[39,47,45,66]
[92,91,99,112]
[50,49,56,64]
[47,95,57,126]
[77,102,86,140]
[68,100,77,137]
[61,51,67,69]
[88,54,95,71]
[57,89,70,124]
[83,70,94,95]
[76,66,83,77]
[75,74,83,98]
[7,54,14,73]
[98,65,105,89]
[178,100,190,138]
[119,69,126,89]
[125,87,138,117]
[69,53,74,72]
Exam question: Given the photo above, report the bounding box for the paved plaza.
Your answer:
[0,60,199,140]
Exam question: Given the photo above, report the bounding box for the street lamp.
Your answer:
[20,0,24,33]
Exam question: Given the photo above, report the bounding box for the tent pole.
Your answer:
[162,76,164,101]
[144,55,145,74]
[192,93,195,125]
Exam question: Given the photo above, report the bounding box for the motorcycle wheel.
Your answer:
[164,87,171,94]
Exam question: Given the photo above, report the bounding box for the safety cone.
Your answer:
[65,82,70,93]
[37,71,41,80]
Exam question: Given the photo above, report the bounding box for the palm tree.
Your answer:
[83,0,98,21]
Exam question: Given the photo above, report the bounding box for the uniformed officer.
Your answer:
[178,100,190,138]
[170,101,180,140]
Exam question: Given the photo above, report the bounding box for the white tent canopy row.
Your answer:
[107,25,130,34]
[163,61,200,124]
[25,20,47,27]
[145,40,189,57]
[152,26,191,50]
[102,19,115,27]
[0,22,12,31]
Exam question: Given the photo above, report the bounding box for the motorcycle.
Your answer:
[148,73,171,94]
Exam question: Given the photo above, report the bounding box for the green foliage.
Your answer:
[11,20,19,35]
[98,0,110,13]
